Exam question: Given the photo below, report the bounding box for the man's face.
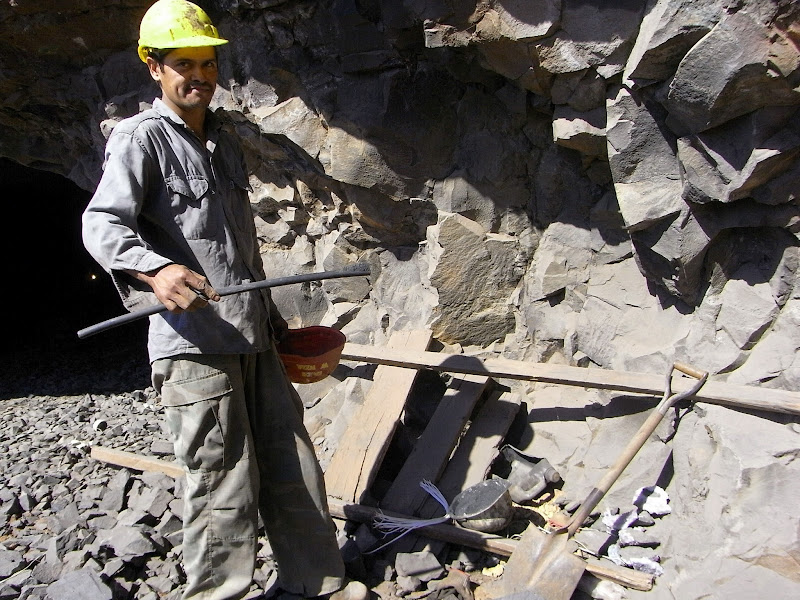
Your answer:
[147,46,218,119]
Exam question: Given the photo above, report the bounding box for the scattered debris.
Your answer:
[3,339,798,600]
[607,546,664,578]
[633,486,671,517]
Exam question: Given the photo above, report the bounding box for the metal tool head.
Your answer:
[492,524,586,600]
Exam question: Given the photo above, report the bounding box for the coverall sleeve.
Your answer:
[82,128,172,309]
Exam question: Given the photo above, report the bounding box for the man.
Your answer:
[82,2,363,599]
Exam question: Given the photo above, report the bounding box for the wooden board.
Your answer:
[341,343,800,416]
[404,390,522,554]
[380,374,490,516]
[418,389,522,519]
[90,445,653,592]
[326,499,653,592]
[324,330,432,503]
[90,445,185,478]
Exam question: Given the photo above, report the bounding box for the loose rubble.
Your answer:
[0,390,186,600]
[4,339,800,600]
[0,385,505,600]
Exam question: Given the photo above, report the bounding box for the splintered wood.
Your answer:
[379,373,491,516]
[323,330,432,504]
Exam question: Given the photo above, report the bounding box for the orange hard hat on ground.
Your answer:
[276,326,346,384]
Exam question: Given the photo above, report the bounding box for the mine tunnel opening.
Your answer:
[1,158,149,399]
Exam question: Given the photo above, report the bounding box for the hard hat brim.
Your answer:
[137,36,229,62]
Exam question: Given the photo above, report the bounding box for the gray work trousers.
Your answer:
[152,348,345,600]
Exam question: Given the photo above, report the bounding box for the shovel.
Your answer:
[496,361,708,600]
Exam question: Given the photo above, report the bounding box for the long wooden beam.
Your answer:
[326,499,653,591]
[341,343,800,416]
[90,445,653,591]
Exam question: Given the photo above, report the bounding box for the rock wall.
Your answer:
[1,1,799,598]
[1,0,797,376]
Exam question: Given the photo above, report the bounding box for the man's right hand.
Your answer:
[135,264,220,313]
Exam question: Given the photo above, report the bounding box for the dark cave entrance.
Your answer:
[1,158,149,399]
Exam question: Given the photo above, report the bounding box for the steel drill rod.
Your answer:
[77,263,370,339]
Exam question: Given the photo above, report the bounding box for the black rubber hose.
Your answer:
[77,263,371,339]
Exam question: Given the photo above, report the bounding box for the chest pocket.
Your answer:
[165,174,219,240]
[216,155,254,237]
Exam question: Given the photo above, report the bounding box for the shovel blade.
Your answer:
[495,524,586,600]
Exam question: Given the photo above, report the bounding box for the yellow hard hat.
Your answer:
[137,0,228,63]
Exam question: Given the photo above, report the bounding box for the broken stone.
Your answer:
[117,508,157,527]
[98,486,126,513]
[0,586,18,600]
[60,549,92,573]
[395,575,422,595]
[18,492,35,512]
[601,508,638,533]
[87,513,119,530]
[1,497,22,518]
[46,567,113,600]
[150,440,174,456]
[96,525,158,559]
[633,486,671,517]
[31,559,62,585]
[618,528,660,548]
[168,498,184,520]
[154,511,182,538]
[607,544,663,577]
[576,575,628,600]
[395,551,445,582]
[0,548,24,578]
[140,472,175,492]
[127,485,173,520]
[100,557,125,579]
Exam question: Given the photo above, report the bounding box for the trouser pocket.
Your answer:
[152,357,236,472]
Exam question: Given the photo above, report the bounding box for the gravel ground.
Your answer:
[1,324,191,599]
[1,322,500,600]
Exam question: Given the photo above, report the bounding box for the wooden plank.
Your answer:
[327,499,654,591]
[325,330,432,503]
[91,446,653,592]
[341,343,800,416]
[405,390,522,554]
[91,445,185,478]
[380,374,491,515]
[429,390,524,504]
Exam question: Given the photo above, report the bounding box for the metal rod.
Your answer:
[77,263,370,339]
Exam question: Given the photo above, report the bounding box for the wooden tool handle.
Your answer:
[674,361,707,380]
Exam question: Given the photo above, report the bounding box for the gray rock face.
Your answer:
[664,9,800,135]
[428,212,523,346]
